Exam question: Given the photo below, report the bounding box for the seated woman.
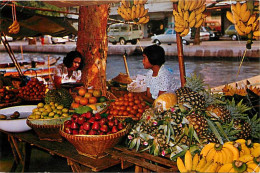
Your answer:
[141,45,177,103]
[53,51,85,88]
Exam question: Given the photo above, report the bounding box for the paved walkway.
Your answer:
[1,39,260,58]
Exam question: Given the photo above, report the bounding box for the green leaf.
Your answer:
[129,138,137,149]
[206,118,223,144]
[136,138,141,152]
[74,106,93,114]
[215,122,230,141]
[140,145,151,153]
[170,150,186,161]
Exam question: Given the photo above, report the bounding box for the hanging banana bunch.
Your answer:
[8,3,20,35]
[117,0,150,24]
[226,1,259,38]
[172,0,207,37]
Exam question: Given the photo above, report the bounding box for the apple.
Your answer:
[77,116,86,125]
[92,121,100,130]
[107,115,114,121]
[99,118,108,125]
[72,129,79,135]
[108,121,114,128]
[88,129,97,135]
[71,114,79,123]
[82,112,92,119]
[117,122,124,130]
[79,129,87,135]
[100,124,109,132]
[88,117,96,124]
[111,126,118,133]
[70,122,79,129]
[82,122,91,131]
[64,120,72,128]
[94,113,101,120]
[64,127,72,134]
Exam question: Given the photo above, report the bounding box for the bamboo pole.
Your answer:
[173,3,186,87]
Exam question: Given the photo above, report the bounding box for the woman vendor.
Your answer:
[53,51,85,88]
[141,45,176,103]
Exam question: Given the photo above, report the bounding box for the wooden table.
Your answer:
[1,129,178,172]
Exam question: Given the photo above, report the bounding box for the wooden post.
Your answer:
[173,3,186,87]
[77,4,109,95]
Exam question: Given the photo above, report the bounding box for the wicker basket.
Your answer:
[110,87,129,98]
[114,116,140,121]
[60,126,129,159]
[27,116,71,142]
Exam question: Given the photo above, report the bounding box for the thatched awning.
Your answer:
[45,0,121,7]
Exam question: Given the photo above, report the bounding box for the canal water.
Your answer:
[0,52,259,88]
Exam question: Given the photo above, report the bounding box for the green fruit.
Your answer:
[44,104,51,110]
[49,112,55,117]
[37,102,44,108]
[32,108,39,112]
[62,108,69,113]
[54,114,60,118]
[57,105,64,110]
[46,108,52,113]
[62,113,69,117]
[98,96,107,103]
[35,114,41,119]
[38,108,45,112]
[49,102,55,106]
[56,110,62,115]
[34,111,41,116]
[41,111,49,117]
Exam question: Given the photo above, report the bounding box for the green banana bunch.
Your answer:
[173,0,206,37]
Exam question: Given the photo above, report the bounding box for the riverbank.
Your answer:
[1,39,260,58]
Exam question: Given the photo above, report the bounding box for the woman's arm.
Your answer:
[53,75,62,88]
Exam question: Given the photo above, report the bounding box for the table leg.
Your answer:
[22,142,31,172]
[135,165,143,173]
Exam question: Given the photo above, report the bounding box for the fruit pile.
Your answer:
[63,112,126,135]
[71,88,107,109]
[106,92,149,119]
[0,87,19,104]
[28,102,70,119]
[176,139,260,172]
[18,78,46,100]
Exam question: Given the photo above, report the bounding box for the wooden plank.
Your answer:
[106,148,172,173]
[121,160,134,170]
[114,146,178,170]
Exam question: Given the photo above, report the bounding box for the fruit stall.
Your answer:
[1,0,260,173]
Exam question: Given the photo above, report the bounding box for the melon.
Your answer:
[153,92,178,111]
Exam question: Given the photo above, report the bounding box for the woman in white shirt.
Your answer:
[53,51,85,88]
[142,45,176,102]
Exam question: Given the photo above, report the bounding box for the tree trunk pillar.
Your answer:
[77,5,109,95]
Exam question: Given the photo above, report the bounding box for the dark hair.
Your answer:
[143,45,165,66]
[63,51,85,70]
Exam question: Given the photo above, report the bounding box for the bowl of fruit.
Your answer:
[0,105,36,132]
[27,102,72,142]
[60,110,129,159]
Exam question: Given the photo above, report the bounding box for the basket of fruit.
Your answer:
[0,87,21,108]
[27,102,72,142]
[106,92,150,121]
[60,110,129,159]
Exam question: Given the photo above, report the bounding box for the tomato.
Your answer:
[120,106,126,111]
[129,102,134,107]
[128,97,134,102]
[119,97,124,101]
[136,113,142,118]
[138,108,144,113]
[124,101,129,106]
[134,99,141,104]
[118,110,123,116]
[113,110,119,115]
[123,111,128,116]
[126,106,132,112]
[128,92,134,98]
[130,109,137,115]
[133,105,138,110]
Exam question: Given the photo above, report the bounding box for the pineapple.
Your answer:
[177,91,206,110]
[233,119,252,140]
[175,87,192,97]
[206,104,232,123]
[200,131,219,144]
[186,111,208,136]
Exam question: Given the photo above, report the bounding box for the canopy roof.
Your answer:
[46,0,121,7]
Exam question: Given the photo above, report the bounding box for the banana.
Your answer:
[247,163,260,172]
[175,26,185,33]
[247,14,256,26]
[223,143,240,161]
[184,150,192,171]
[138,16,149,24]
[222,147,234,164]
[235,2,241,17]
[131,5,136,20]
[231,4,238,15]
[188,11,195,23]
[178,4,183,14]
[206,148,217,162]
[135,4,141,19]
[177,157,188,173]
[138,5,145,18]
[195,4,206,15]
[192,153,199,171]
[173,9,179,17]
[195,18,204,28]
[189,0,197,11]
[218,163,233,173]
[205,162,218,172]
[8,20,18,30]
[252,146,260,157]
[219,149,227,165]
[214,151,221,164]
[175,21,185,27]
[195,13,202,22]
[189,18,196,28]
[240,3,247,16]
[236,139,246,145]
[200,160,213,172]
[252,20,259,32]
[246,167,254,172]
[237,21,247,33]
[239,154,254,163]
[253,30,260,37]
[134,0,138,5]
[184,0,191,11]
[141,16,149,24]
[242,10,251,23]
[121,0,129,8]
[241,144,251,155]
[226,11,235,24]
[184,10,189,21]
[141,8,148,18]
[196,157,206,172]
[232,11,241,24]
[180,28,189,37]
[140,0,148,5]
[178,0,185,11]
[200,143,215,158]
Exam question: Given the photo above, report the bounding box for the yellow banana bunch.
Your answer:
[218,159,260,173]
[136,16,149,24]
[226,1,259,37]
[8,20,20,34]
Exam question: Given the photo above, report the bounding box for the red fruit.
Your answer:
[99,132,104,135]
[117,122,124,130]
[94,113,102,120]
[64,120,72,128]
[64,127,72,134]
[100,125,109,132]
[72,129,79,135]
[107,115,114,121]
[79,129,87,135]
[79,125,84,130]
[88,117,96,124]
[82,122,91,131]
[108,121,114,128]
[71,114,79,123]
[70,122,79,129]
[92,121,100,130]
[114,119,119,126]
[99,118,108,125]
[88,129,97,135]
[77,116,86,125]
[111,126,118,133]
[82,112,92,119]
[107,132,112,135]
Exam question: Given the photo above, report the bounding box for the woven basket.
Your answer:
[60,126,129,159]
[27,116,70,142]
[110,87,129,98]
[114,116,140,121]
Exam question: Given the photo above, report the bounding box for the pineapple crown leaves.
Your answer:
[225,98,252,119]
[220,119,241,141]
[206,118,224,144]
[184,73,207,93]
[248,114,260,139]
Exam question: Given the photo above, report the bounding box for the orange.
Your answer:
[84,92,92,99]
[88,89,94,93]
[80,97,89,106]
[74,95,82,103]
[88,97,97,104]
[78,88,87,96]
[71,102,80,109]
[93,90,102,97]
